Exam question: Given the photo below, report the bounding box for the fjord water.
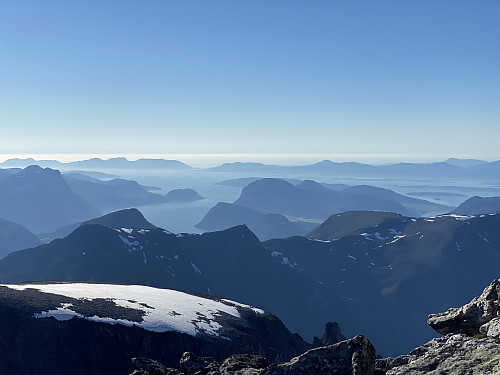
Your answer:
[98,167,500,233]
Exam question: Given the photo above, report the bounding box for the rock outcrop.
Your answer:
[428,278,500,338]
[131,357,182,375]
[132,336,376,375]
[385,334,500,374]
[377,279,500,374]
[262,335,375,375]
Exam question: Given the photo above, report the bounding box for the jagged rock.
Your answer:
[479,317,500,338]
[180,352,219,375]
[261,335,375,375]
[131,357,182,375]
[386,334,500,374]
[374,356,410,374]
[219,354,269,374]
[428,279,500,337]
[313,322,346,347]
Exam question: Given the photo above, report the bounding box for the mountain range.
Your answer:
[451,196,500,215]
[2,208,500,356]
[0,157,191,170]
[0,218,41,258]
[195,202,316,241]
[0,166,203,236]
[196,179,448,240]
[233,178,447,218]
[0,165,100,233]
[207,159,500,181]
[64,173,203,212]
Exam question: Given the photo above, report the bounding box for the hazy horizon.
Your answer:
[0,153,496,169]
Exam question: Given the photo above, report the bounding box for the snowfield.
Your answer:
[1,283,262,336]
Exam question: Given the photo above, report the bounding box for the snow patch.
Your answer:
[221,299,265,315]
[191,261,202,274]
[118,235,143,251]
[4,283,244,336]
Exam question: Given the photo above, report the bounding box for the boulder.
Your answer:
[261,335,375,375]
[179,352,219,375]
[386,334,500,374]
[219,354,269,375]
[428,279,500,337]
[131,357,182,375]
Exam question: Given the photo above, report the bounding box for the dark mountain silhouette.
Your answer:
[216,177,349,191]
[264,211,500,355]
[306,211,400,240]
[0,218,41,258]
[2,211,500,356]
[216,177,303,188]
[196,202,262,231]
[234,178,447,219]
[195,202,315,240]
[451,196,500,215]
[0,223,331,352]
[81,208,157,229]
[163,189,204,203]
[0,166,100,233]
[0,282,309,374]
[64,175,203,212]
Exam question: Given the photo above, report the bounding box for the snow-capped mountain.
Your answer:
[0,281,309,374]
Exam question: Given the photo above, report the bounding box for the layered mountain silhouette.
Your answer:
[2,208,500,356]
[216,177,350,191]
[207,159,500,181]
[233,178,447,219]
[64,174,203,212]
[451,196,500,215]
[0,157,191,170]
[0,218,41,258]
[195,202,315,240]
[0,166,100,233]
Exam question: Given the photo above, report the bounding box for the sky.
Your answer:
[0,0,499,165]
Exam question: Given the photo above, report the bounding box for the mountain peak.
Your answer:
[81,208,156,230]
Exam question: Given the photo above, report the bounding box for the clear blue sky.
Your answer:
[1,0,499,164]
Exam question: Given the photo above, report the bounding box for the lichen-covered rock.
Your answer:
[375,356,410,374]
[179,352,219,375]
[428,279,500,337]
[386,334,500,374]
[218,354,269,375]
[131,357,182,375]
[479,316,500,339]
[261,335,375,375]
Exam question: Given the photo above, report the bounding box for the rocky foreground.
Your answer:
[130,279,500,375]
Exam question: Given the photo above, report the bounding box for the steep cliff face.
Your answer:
[0,282,309,375]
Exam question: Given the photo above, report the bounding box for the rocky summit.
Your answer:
[130,335,376,375]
